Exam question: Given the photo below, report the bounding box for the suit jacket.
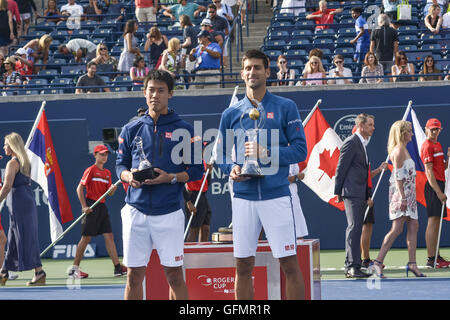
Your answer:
[334,134,371,199]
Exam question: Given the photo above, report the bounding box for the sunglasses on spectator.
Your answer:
[311,61,318,65]
[208,10,215,13]
[334,60,343,64]
[100,47,107,50]
[279,60,286,64]
[426,59,433,62]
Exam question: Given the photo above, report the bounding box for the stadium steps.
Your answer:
[223,0,274,88]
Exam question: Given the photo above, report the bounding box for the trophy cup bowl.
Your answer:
[238,103,266,178]
[132,136,160,182]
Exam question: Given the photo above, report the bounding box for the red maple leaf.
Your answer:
[318,148,340,181]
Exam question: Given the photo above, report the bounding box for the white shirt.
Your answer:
[355,131,369,164]
[60,3,84,16]
[328,67,353,84]
[443,12,450,29]
[66,38,97,53]
[221,0,237,7]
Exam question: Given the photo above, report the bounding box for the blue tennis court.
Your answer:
[1,278,449,300]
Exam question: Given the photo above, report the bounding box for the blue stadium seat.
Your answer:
[40,89,64,95]
[314,28,335,38]
[312,37,335,50]
[18,90,40,95]
[28,78,48,87]
[271,21,295,33]
[264,49,284,60]
[35,21,56,32]
[420,43,442,53]
[337,28,355,37]
[263,40,287,51]
[285,48,307,59]
[71,29,90,39]
[398,34,419,45]
[37,69,59,80]
[110,46,123,57]
[50,30,70,41]
[272,12,294,23]
[269,30,290,41]
[335,36,353,48]
[294,20,316,31]
[420,34,441,44]
[288,59,304,70]
[61,65,86,76]
[399,44,418,51]
[397,25,418,36]
[111,85,129,92]
[334,47,355,57]
[288,38,311,49]
[292,29,313,39]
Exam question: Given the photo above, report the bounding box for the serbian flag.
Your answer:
[404,108,428,209]
[300,107,344,211]
[26,110,73,242]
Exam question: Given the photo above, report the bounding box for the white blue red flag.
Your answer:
[26,110,73,242]
[404,108,428,208]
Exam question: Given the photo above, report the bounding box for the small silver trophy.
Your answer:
[132,136,159,182]
[238,101,266,178]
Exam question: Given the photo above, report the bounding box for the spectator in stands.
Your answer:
[350,7,370,64]
[443,10,450,28]
[189,30,222,88]
[308,47,323,60]
[130,56,149,85]
[0,0,15,57]
[13,47,33,83]
[159,37,183,79]
[418,55,443,81]
[423,0,446,17]
[105,0,125,22]
[0,54,5,80]
[382,0,400,22]
[75,61,111,93]
[24,34,52,73]
[213,0,234,32]
[306,0,342,30]
[16,0,36,36]
[144,26,168,70]
[7,0,20,45]
[207,4,229,35]
[370,13,398,78]
[276,54,296,86]
[163,0,206,24]
[135,0,157,23]
[2,57,21,87]
[180,14,198,73]
[61,0,84,30]
[83,0,104,22]
[445,71,450,80]
[42,0,62,23]
[280,0,306,15]
[90,43,118,76]
[200,18,224,49]
[391,51,415,82]
[424,4,443,34]
[298,55,327,85]
[118,20,141,72]
[59,38,97,63]
[328,54,353,84]
[359,52,384,83]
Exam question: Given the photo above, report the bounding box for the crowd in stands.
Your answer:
[1,0,450,94]
[0,0,241,94]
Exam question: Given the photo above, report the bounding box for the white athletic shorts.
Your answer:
[121,204,185,268]
[232,196,297,259]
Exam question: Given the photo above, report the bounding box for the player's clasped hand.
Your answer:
[230,165,250,182]
[127,168,172,187]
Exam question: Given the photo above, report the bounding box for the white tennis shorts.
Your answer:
[232,196,297,259]
[121,204,185,268]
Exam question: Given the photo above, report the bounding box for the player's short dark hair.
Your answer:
[242,49,269,70]
[144,69,175,92]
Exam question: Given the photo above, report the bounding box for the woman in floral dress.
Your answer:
[371,120,425,278]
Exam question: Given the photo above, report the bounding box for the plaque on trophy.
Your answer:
[132,136,159,182]
[238,101,266,178]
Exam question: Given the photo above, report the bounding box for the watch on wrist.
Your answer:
[170,174,178,184]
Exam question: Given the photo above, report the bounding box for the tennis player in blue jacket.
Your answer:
[116,70,204,300]
[216,49,308,300]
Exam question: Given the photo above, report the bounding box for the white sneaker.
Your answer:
[8,272,18,280]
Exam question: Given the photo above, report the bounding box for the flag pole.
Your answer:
[39,179,121,257]
[434,167,449,268]
[363,100,413,221]
[0,101,47,215]
[191,86,239,238]
[302,99,322,127]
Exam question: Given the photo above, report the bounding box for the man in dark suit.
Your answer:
[335,113,375,278]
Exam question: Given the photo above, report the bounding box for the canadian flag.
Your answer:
[300,107,345,211]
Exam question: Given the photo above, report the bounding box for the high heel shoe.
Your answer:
[406,262,426,278]
[369,259,386,278]
[26,270,46,286]
[0,272,8,286]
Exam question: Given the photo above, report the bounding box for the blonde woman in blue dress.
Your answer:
[371,120,425,278]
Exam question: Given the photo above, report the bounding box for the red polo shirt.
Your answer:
[80,165,112,202]
[421,139,446,182]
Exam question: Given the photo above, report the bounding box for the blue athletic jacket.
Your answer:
[217,91,307,200]
[116,109,204,215]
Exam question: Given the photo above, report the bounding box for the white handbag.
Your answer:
[397,0,412,20]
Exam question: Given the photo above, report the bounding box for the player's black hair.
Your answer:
[143,69,175,92]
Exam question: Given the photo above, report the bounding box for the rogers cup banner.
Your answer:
[301,107,344,211]
[26,110,73,242]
